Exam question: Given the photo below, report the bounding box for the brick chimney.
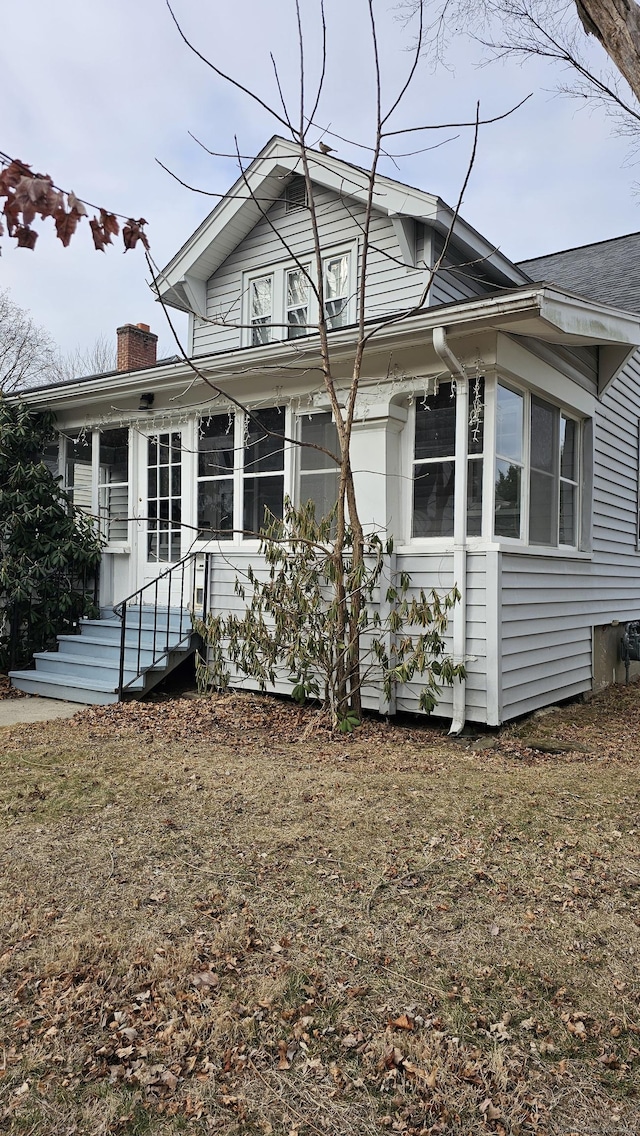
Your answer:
[116,322,158,372]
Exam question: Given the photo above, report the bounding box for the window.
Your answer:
[147,432,181,562]
[298,412,339,519]
[494,382,580,547]
[64,433,93,514]
[197,414,235,540]
[99,428,129,543]
[42,439,60,479]
[244,249,352,346]
[286,268,309,339]
[324,253,349,328]
[412,380,484,538]
[250,275,273,345]
[243,407,285,535]
[494,385,524,539]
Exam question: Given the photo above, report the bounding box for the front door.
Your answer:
[135,427,189,607]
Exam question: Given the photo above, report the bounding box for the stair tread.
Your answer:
[56,635,192,650]
[35,650,188,673]
[8,669,124,693]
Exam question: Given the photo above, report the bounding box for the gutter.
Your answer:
[432,327,468,736]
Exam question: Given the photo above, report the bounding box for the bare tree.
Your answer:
[401,0,640,135]
[0,288,57,393]
[154,0,512,727]
[51,334,117,383]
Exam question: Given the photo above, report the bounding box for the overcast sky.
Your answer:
[1,0,639,358]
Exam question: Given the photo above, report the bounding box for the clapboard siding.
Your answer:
[204,547,486,721]
[499,351,640,719]
[193,185,429,356]
[429,236,498,307]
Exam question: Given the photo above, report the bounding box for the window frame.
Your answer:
[242,245,355,347]
[196,407,291,546]
[98,426,130,547]
[494,380,582,550]
[61,427,131,551]
[296,410,340,521]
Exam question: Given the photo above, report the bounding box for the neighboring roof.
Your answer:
[158,135,528,311]
[519,232,640,316]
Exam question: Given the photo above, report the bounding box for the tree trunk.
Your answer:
[576,0,640,102]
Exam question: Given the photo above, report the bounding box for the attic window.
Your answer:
[285,175,307,213]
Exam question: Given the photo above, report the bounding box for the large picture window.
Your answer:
[494,382,580,547]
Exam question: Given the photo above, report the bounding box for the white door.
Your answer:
[135,427,190,608]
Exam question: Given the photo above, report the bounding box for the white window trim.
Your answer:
[493,379,583,551]
[61,427,132,552]
[241,244,356,347]
[404,375,587,552]
[196,407,292,546]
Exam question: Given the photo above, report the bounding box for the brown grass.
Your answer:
[1,684,640,1134]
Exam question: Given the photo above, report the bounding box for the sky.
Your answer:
[1,0,639,359]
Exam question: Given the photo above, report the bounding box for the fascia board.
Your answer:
[157,137,444,293]
[538,290,640,346]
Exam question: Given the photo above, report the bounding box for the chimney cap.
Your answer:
[136,322,150,332]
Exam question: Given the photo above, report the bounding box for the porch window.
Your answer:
[298,412,339,519]
[324,253,349,328]
[243,407,285,535]
[197,414,234,540]
[287,268,310,339]
[494,385,524,539]
[99,427,129,543]
[250,275,273,345]
[412,379,484,538]
[494,382,580,547]
[64,433,93,515]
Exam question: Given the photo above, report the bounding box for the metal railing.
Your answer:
[3,562,99,672]
[113,551,208,699]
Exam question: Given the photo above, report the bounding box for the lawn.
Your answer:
[1,684,639,1135]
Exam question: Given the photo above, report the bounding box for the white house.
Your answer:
[10,136,640,725]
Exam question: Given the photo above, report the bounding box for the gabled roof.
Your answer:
[519,232,640,317]
[157,135,528,311]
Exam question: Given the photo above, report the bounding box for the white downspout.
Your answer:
[432,327,468,735]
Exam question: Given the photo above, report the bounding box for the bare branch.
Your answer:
[165,0,291,130]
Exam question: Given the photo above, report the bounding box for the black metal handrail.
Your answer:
[113,550,208,699]
[3,562,99,672]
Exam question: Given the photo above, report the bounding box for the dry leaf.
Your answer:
[389,1013,414,1031]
